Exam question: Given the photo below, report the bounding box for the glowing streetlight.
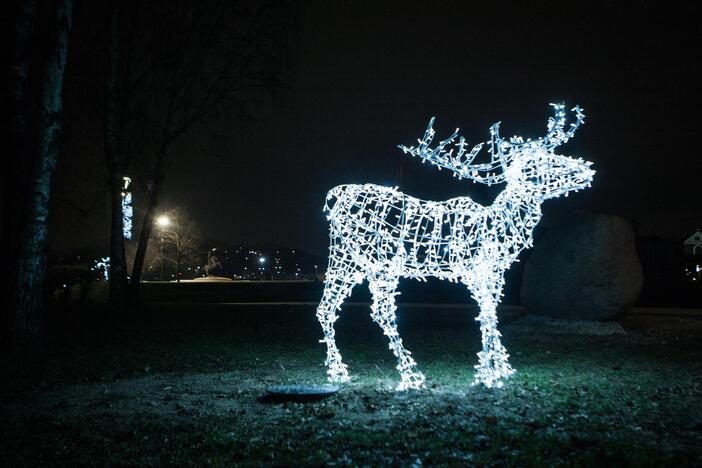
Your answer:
[157,215,171,228]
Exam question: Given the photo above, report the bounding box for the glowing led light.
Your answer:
[315,104,594,390]
[93,257,110,281]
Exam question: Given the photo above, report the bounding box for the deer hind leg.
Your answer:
[470,288,515,388]
[369,276,425,391]
[316,259,360,383]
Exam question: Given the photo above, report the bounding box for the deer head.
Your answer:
[398,103,595,198]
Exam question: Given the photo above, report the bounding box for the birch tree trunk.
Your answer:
[12,0,73,347]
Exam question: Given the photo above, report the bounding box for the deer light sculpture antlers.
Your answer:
[316,104,595,390]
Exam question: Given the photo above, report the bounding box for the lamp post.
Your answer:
[156,215,170,281]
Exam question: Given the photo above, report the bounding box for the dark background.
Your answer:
[50,0,700,258]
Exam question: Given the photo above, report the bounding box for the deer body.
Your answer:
[325,183,541,279]
[316,104,594,390]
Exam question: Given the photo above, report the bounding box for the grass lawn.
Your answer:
[1,302,701,465]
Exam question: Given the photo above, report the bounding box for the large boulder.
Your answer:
[520,213,643,321]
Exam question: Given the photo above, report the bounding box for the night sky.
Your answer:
[50,1,700,257]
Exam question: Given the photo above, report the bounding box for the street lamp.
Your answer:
[157,215,170,228]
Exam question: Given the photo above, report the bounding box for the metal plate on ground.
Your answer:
[263,384,339,403]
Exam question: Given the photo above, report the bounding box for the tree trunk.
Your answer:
[105,3,128,310]
[12,0,73,348]
[129,172,163,303]
[4,0,37,348]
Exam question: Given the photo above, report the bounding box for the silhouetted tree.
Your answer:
[103,1,128,309]
[103,0,146,309]
[156,208,201,282]
[4,0,38,348]
[126,0,293,301]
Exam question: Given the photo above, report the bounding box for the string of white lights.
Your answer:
[93,256,110,281]
[122,176,133,239]
[316,103,594,390]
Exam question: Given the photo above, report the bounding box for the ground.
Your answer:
[1,301,701,466]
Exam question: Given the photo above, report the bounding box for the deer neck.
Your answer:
[490,182,543,246]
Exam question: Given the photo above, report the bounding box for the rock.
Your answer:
[520,213,643,320]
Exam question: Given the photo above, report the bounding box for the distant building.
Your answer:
[198,243,325,280]
[684,229,702,255]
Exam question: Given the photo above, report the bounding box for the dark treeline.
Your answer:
[3,0,294,349]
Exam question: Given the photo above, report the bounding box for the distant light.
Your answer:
[259,257,266,264]
[157,215,170,227]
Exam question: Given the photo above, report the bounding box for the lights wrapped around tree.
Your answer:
[315,103,595,390]
[121,177,133,239]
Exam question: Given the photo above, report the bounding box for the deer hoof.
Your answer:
[396,371,426,391]
[327,366,350,384]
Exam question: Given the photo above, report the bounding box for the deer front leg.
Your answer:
[473,296,515,388]
[369,277,425,391]
[316,273,356,383]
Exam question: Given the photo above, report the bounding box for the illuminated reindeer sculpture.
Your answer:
[316,104,594,390]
